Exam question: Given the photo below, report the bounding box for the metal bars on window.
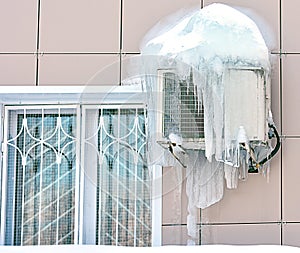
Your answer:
[2,106,78,245]
[1,104,151,246]
[82,105,151,246]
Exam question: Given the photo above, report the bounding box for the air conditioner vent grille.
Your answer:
[163,72,204,141]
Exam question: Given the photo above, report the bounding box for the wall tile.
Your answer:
[122,0,201,52]
[201,157,280,223]
[38,54,120,86]
[283,223,300,247]
[201,223,281,245]
[282,55,300,136]
[162,225,191,245]
[0,55,36,85]
[120,53,140,84]
[39,0,120,52]
[282,0,300,52]
[0,0,37,52]
[282,138,300,221]
[162,167,189,225]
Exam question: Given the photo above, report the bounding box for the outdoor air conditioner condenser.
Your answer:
[156,67,280,171]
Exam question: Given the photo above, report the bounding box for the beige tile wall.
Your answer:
[0,0,38,52]
[201,223,281,245]
[38,54,120,85]
[122,0,201,52]
[1,0,300,247]
[39,0,121,53]
[0,55,36,85]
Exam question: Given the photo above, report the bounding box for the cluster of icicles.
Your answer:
[124,3,275,245]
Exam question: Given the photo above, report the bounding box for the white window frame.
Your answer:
[1,104,80,245]
[0,86,162,246]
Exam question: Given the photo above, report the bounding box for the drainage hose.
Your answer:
[257,123,281,167]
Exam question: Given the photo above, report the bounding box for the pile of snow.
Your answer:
[141,3,270,72]
[1,245,300,253]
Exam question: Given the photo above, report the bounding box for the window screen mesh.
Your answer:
[98,108,151,246]
[5,108,77,245]
[4,105,151,246]
[84,107,151,246]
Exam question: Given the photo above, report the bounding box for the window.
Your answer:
[2,106,78,245]
[81,105,151,246]
[0,87,161,246]
[5,108,76,245]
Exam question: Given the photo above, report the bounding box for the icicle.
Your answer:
[186,151,224,209]
[239,149,248,181]
[186,163,199,244]
[224,164,239,189]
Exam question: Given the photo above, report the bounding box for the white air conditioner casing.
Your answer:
[224,67,269,142]
[156,67,270,150]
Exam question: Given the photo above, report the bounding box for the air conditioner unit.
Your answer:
[156,66,271,156]
[224,67,269,143]
[156,69,205,150]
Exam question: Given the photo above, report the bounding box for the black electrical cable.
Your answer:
[257,123,281,167]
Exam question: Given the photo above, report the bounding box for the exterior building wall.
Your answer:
[1,0,300,247]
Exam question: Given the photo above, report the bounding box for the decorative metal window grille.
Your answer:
[83,106,151,246]
[1,104,151,246]
[3,107,77,245]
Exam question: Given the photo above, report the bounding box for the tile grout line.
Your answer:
[2,51,300,56]
[35,0,41,86]
[199,208,202,245]
[119,0,124,86]
[279,0,284,245]
[162,221,297,227]
[3,51,300,55]
[0,52,138,55]
[199,2,203,245]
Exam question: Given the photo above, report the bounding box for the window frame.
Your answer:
[80,104,151,246]
[1,104,81,245]
[0,86,162,246]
